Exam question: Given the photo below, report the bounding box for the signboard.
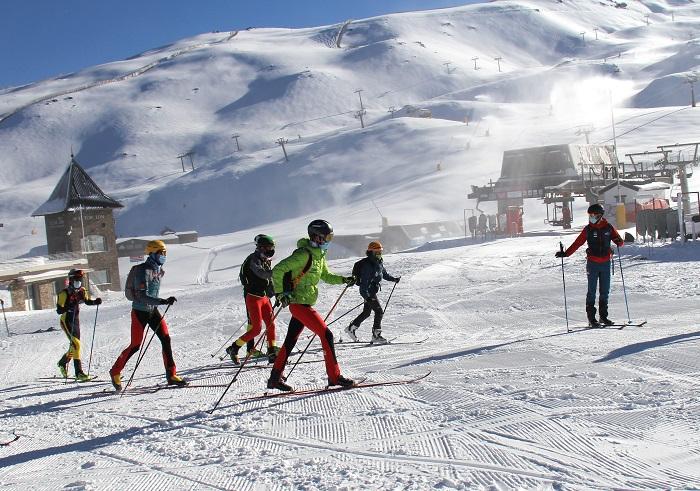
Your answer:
[0,286,12,308]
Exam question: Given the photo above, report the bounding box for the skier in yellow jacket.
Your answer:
[56,269,101,381]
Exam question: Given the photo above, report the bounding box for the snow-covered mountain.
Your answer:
[2,0,700,260]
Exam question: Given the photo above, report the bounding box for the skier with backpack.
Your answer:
[55,269,102,381]
[225,234,280,364]
[344,241,400,344]
[555,204,624,327]
[109,240,186,391]
[266,219,356,392]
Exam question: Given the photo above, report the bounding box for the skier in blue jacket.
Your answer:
[345,241,400,344]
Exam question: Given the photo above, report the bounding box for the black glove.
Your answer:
[343,276,356,286]
[555,251,566,258]
[167,296,177,305]
[94,298,102,305]
[276,292,292,308]
[394,276,401,283]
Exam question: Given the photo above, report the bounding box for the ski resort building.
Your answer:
[31,156,123,292]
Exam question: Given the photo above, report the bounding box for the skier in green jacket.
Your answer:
[267,219,356,392]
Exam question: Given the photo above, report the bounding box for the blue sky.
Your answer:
[1,0,475,88]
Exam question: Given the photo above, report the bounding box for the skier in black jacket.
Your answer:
[226,234,279,364]
[345,241,400,344]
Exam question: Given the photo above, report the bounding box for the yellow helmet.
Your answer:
[145,240,166,254]
[367,241,383,253]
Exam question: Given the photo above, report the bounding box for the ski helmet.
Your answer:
[254,234,275,248]
[367,241,383,253]
[307,219,334,244]
[145,240,167,255]
[587,203,604,215]
[68,269,84,280]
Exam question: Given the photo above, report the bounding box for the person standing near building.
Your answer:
[109,240,186,391]
[556,204,624,326]
[226,234,279,364]
[267,220,356,392]
[56,269,101,381]
[344,241,400,344]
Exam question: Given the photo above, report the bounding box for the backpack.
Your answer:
[124,263,145,301]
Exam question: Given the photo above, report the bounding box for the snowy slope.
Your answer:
[2,1,700,487]
[2,0,700,259]
[2,235,700,489]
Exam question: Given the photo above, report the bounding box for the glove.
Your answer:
[160,296,177,305]
[394,276,401,283]
[343,276,356,286]
[555,251,566,258]
[276,292,292,308]
[94,298,102,305]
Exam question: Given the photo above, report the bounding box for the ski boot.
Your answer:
[249,349,266,359]
[267,345,280,363]
[371,331,388,345]
[167,374,188,386]
[57,358,69,378]
[329,374,355,388]
[599,302,614,326]
[267,369,293,392]
[110,371,122,392]
[75,372,91,382]
[586,304,601,328]
[344,323,359,342]
[225,343,241,364]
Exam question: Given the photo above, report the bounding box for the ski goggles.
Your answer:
[312,232,334,245]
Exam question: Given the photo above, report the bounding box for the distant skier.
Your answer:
[226,234,279,364]
[267,219,356,392]
[556,204,624,327]
[109,240,186,391]
[344,241,400,344]
[478,212,488,239]
[468,214,477,239]
[55,269,101,381]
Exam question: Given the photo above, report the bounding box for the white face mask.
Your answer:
[72,280,82,289]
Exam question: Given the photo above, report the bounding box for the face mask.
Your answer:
[153,253,166,265]
[259,247,275,258]
[589,215,601,224]
[312,241,330,251]
[72,280,82,289]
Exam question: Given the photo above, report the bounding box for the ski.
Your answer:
[1,433,19,446]
[37,375,100,382]
[240,371,431,402]
[567,320,647,333]
[350,337,428,349]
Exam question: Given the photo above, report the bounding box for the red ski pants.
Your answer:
[237,294,276,347]
[272,304,340,383]
[110,308,176,377]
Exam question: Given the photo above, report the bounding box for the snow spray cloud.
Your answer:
[549,76,636,130]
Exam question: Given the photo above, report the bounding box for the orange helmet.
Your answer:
[367,241,383,253]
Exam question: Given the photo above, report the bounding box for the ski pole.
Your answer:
[617,244,631,324]
[383,280,399,312]
[286,285,349,381]
[122,304,171,396]
[86,304,99,376]
[559,242,570,333]
[210,306,282,413]
[326,301,364,328]
[211,319,248,358]
[0,299,9,336]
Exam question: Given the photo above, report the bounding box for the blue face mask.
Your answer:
[151,253,166,265]
[312,240,330,251]
[589,215,601,224]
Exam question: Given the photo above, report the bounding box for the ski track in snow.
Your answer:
[2,237,700,489]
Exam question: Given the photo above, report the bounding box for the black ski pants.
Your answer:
[351,297,383,334]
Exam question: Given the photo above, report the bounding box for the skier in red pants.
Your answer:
[267,220,356,392]
[226,234,279,364]
[109,240,186,391]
